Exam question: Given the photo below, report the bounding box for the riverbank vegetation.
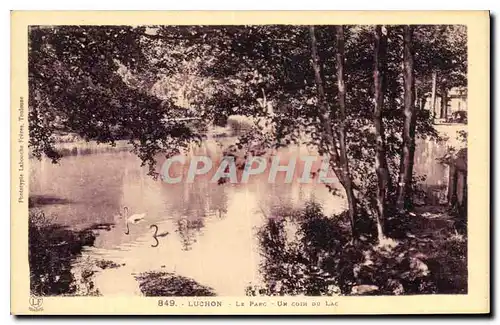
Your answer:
[247,202,466,296]
[29,210,99,296]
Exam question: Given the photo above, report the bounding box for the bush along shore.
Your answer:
[247,202,466,296]
[29,210,100,296]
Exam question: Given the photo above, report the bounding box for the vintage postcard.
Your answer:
[11,11,490,315]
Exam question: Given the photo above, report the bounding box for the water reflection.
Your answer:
[176,217,204,251]
[247,202,351,296]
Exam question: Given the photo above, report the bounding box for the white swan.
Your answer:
[122,206,146,235]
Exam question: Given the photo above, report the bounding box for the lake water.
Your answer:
[29,129,462,296]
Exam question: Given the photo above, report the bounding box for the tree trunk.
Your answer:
[414,80,419,107]
[396,25,417,211]
[373,25,392,240]
[430,71,437,119]
[440,86,448,120]
[335,25,358,239]
[309,26,356,238]
[447,164,458,207]
[420,96,426,110]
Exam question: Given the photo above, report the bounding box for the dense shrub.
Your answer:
[29,210,96,296]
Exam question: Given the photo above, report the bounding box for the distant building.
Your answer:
[423,87,467,120]
[448,87,467,113]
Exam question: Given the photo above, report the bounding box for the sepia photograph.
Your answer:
[10,10,489,315]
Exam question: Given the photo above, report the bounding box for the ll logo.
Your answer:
[29,296,43,311]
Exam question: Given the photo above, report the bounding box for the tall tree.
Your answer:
[440,83,448,119]
[372,25,392,239]
[430,71,437,118]
[397,25,417,210]
[334,26,358,238]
